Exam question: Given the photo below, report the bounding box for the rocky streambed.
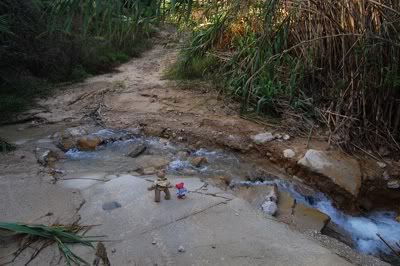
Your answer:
[1,123,399,264]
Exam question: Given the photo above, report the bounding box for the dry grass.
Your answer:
[177,0,400,156]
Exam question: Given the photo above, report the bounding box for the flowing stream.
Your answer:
[2,126,400,261]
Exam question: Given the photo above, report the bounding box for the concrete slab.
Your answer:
[0,174,351,265]
[72,176,350,266]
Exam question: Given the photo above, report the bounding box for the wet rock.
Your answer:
[215,175,232,186]
[321,221,354,248]
[298,149,361,197]
[65,126,88,138]
[235,185,276,206]
[94,129,135,143]
[136,155,170,170]
[190,156,208,167]
[35,149,59,167]
[262,201,278,216]
[77,135,102,151]
[387,180,400,189]
[56,126,88,151]
[176,151,189,160]
[251,132,275,144]
[283,149,296,158]
[127,143,147,158]
[293,203,330,232]
[276,191,330,232]
[377,161,387,168]
[102,201,122,211]
[58,137,76,151]
[359,197,373,211]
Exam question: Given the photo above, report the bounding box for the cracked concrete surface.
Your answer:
[1,173,351,265]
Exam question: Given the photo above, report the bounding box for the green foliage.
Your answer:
[0,222,96,265]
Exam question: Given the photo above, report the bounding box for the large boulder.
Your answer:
[298,149,362,197]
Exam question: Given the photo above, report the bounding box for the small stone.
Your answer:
[283,134,290,140]
[283,149,296,158]
[377,161,387,168]
[274,134,282,139]
[177,151,189,160]
[178,245,185,253]
[251,132,275,144]
[111,248,116,253]
[190,157,208,167]
[152,240,157,245]
[127,143,147,158]
[387,180,400,189]
[35,149,59,166]
[383,171,390,180]
[102,201,122,211]
[396,215,400,223]
[261,201,278,216]
[77,135,102,151]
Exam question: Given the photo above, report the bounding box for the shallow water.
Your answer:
[236,180,400,256]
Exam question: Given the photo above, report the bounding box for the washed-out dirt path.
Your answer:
[29,33,399,214]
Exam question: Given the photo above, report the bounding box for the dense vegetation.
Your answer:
[0,0,162,119]
[172,0,400,155]
[1,0,400,154]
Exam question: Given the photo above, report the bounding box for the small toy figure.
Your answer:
[148,169,172,202]
[175,182,188,199]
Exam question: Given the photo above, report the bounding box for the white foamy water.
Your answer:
[236,180,400,255]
